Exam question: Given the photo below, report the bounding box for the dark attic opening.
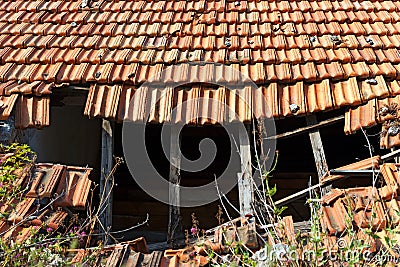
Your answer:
[112,123,240,244]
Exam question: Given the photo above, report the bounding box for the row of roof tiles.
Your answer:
[1,47,400,66]
[3,9,400,25]
[71,246,165,267]
[345,95,400,134]
[14,95,49,129]
[3,0,400,13]
[3,79,400,138]
[0,80,52,96]
[0,76,400,131]
[1,22,400,38]
[70,238,209,267]
[4,34,400,52]
[345,94,400,149]
[84,76,397,124]
[0,75,399,127]
[1,62,399,85]
[69,216,260,267]
[2,75,400,130]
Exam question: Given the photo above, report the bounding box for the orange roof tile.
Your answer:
[14,95,50,129]
[0,94,18,120]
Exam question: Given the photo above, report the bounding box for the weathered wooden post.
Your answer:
[168,125,183,247]
[99,119,113,244]
[238,124,254,216]
[306,115,330,195]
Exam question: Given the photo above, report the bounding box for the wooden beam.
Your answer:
[256,118,267,168]
[382,148,400,161]
[238,124,254,216]
[329,169,381,175]
[168,126,183,247]
[275,183,323,206]
[99,119,114,244]
[276,148,400,207]
[275,168,382,206]
[266,115,344,140]
[306,115,330,195]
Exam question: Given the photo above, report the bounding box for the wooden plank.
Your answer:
[238,124,254,216]
[275,168,381,206]
[167,126,183,247]
[100,119,114,244]
[266,115,344,140]
[329,169,381,175]
[275,183,323,206]
[389,148,400,163]
[322,156,380,184]
[382,148,400,161]
[306,115,330,195]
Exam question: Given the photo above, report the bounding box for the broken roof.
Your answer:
[0,152,92,243]
[1,0,400,128]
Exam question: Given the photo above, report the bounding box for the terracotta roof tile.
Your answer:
[54,166,92,209]
[0,94,18,120]
[359,75,390,101]
[15,95,50,129]
[331,77,362,107]
[26,164,65,198]
[320,163,400,235]
[8,198,36,223]
[0,147,93,243]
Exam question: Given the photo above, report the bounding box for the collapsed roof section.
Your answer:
[0,152,92,243]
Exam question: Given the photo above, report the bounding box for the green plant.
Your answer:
[0,224,92,266]
[0,144,100,266]
[0,143,35,205]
